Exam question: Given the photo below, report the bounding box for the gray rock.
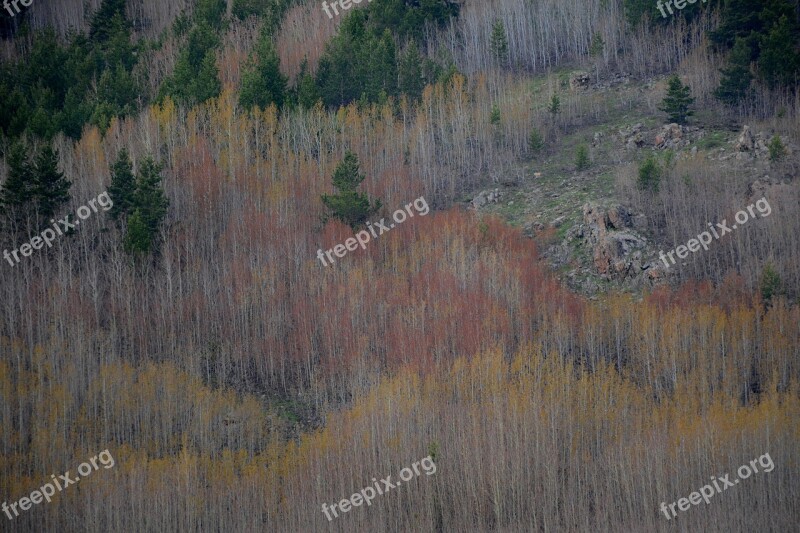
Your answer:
[735,125,755,152]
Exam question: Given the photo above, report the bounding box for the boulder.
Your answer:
[569,71,590,90]
[606,205,632,230]
[471,188,502,209]
[620,123,645,149]
[735,125,755,152]
[655,123,686,149]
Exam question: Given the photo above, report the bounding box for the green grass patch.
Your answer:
[696,130,727,150]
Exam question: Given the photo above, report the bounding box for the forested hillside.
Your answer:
[1,0,798,531]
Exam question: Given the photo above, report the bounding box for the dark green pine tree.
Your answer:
[89,0,130,43]
[758,15,800,89]
[295,58,321,109]
[709,0,765,49]
[316,11,369,107]
[239,30,288,111]
[103,13,137,71]
[194,52,223,104]
[0,142,35,230]
[123,208,151,255]
[659,75,694,124]
[714,37,754,106]
[490,19,509,67]
[92,64,138,131]
[133,157,169,238]
[108,149,137,223]
[122,156,168,255]
[365,30,398,101]
[399,42,425,100]
[759,262,783,303]
[321,151,382,229]
[32,146,71,221]
[195,0,227,30]
[163,22,221,106]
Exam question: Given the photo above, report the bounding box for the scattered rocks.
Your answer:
[471,188,503,209]
[654,123,687,149]
[569,71,590,90]
[547,243,571,267]
[654,123,704,150]
[592,73,631,91]
[733,125,773,159]
[620,123,645,149]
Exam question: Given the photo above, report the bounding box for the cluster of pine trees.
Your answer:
[713,0,800,105]
[0,0,137,139]
[0,0,460,142]
[0,141,168,258]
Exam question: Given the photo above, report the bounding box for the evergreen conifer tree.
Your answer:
[121,156,169,255]
[89,0,129,42]
[714,37,754,106]
[490,19,509,67]
[108,149,137,222]
[0,142,34,230]
[399,42,425,100]
[659,76,694,124]
[296,59,321,109]
[239,31,288,111]
[758,15,800,89]
[32,146,71,221]
[321,151,381,229]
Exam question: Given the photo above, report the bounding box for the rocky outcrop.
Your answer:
[729,125,773,159]
[564,203,664,284]
[654,123,704,150]
[471,188,503,209]
[619,123,645,149]
[569,71,590,90]
[735,125,755,152]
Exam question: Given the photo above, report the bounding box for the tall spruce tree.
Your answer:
[195,0,227,29]
[490,19,510,67]
[133,157,169,237]
[659,76,694,124]
[399,42,425,100]
[162,22,221,106]
[89,0,129,42]
[758,15,800,89]
[0,142,35,231]
[121,156,169,255]
[32,146,71,221]
[714,37,754,105]
[295,59,321,108]
[321,151,381,229]
[108,149,137,223]
[239,31,288,111]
